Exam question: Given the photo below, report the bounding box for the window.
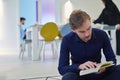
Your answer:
[41,0,55,24]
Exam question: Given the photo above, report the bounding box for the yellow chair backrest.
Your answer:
[40,22,59,41]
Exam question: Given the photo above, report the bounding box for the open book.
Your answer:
[79,61,114,76]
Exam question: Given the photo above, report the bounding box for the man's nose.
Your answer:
[85,32,89,37]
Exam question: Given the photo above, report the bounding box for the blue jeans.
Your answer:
[62,65,120,80]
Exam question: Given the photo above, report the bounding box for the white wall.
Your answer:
[0,0,19,52]
[20,0,36,29]
[71,0,104,20]
[0,0,4,40]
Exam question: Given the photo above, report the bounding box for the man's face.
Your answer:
[72,19,92,42]
[21,20,25,25]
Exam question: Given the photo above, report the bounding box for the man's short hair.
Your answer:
[69,10,91,29]
[20,17,26,21]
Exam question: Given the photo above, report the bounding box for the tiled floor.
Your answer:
[0,47,120,80]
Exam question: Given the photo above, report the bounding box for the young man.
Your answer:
[58,10,120,80]
[19,17,26,44]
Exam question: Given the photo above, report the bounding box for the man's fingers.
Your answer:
[79,61,99,70]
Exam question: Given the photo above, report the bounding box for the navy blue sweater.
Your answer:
[58,28,116,75]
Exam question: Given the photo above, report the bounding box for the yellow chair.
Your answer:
[38,22,59,60]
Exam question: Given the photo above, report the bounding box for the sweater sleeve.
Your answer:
[58,37,80,75]
[102,31,117,64]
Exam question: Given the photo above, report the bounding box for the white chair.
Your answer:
[19,39,32,59]
[19,30,32,59]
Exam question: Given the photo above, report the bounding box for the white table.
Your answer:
[27,25,42,60]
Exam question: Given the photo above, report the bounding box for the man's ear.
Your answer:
[71,28,76,32]
[72,30,75,32]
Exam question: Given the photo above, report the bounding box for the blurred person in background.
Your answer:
[93,0,120,55]
[19,17,26,44]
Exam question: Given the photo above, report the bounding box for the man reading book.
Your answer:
[58,9,120,80]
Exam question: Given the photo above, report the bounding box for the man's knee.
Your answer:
[62,72,79,80]
[116,65,120,71]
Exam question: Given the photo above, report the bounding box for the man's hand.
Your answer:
[96,68,106,74]
[78,61,98,70]
[116,24,120,30]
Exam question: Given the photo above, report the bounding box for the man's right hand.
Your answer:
[78,61,98,70]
